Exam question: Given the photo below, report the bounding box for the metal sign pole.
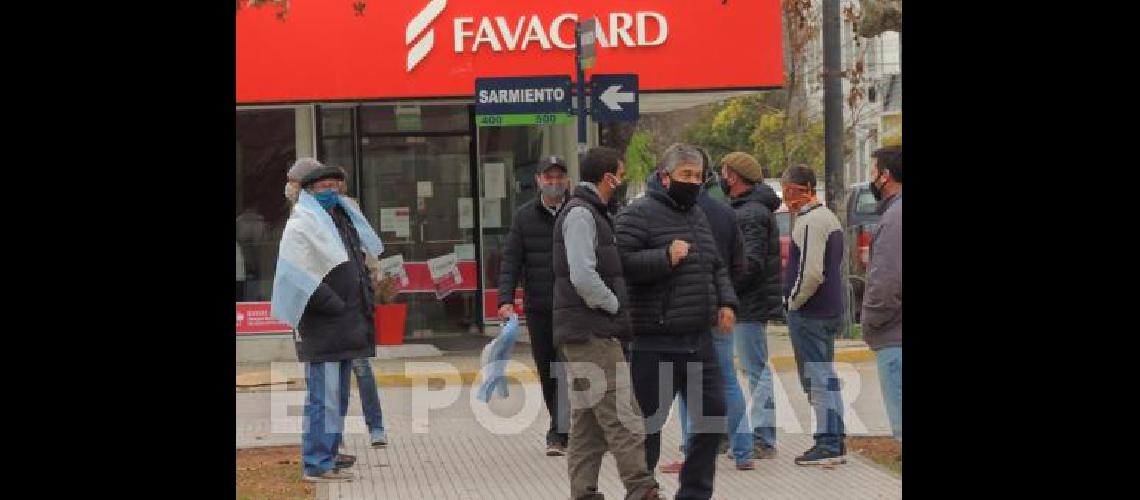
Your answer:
[575,21,588,162]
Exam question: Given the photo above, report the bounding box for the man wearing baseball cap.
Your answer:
[496,155,572,455]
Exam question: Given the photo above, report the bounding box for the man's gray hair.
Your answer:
[661,143,704,173]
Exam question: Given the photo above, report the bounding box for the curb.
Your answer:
[237,348,874,389]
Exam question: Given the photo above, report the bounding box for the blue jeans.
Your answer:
[787,310,846,453]
[302,360,352,477]
[352,358,387,443]
[733,321,777,449]
[678,331,753,464]
[876,347,902,442]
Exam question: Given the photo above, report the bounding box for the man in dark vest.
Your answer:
[553,146,661,500]
[615,143,739,499]
[496,155,571,456]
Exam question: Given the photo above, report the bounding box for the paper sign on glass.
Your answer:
[427,252,463,300]
[481,199,501,228]
[484,162,505,199]
[381,207,411,238]
[417,181,433,198]
[377,255,409,287]
[454,243,476,261]
[458,197,474,229]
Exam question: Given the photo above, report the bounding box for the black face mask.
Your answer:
[667,179,702,210]
[869,171,885,202]
[718,175,732,197]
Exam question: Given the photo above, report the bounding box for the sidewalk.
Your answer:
[236,325,899,498]
[237,363,900,499]
[236,324,875,390]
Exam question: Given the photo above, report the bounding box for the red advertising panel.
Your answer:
[236,261,479,335]
[236,302,293,334]
[237,0,783,103]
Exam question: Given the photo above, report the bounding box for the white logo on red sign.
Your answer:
[406,5,669,73]
[407,0,448,71]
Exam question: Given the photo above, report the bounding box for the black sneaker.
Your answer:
[335,454,356,469]
[794,444,846,466]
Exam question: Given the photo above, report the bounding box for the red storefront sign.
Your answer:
[236,302,293,334]
[237,0,783,103]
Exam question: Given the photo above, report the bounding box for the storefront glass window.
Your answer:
[476,122,576,323]
[359,105,479,337]
[360,104,468,135]
[320,107,357,195]
[236,108,296,302]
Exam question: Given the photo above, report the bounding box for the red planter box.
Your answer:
[374,304,407,345]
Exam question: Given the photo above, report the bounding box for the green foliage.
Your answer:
[684,92,825,180]
[623,130,657,185]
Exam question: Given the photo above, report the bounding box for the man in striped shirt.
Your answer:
[780,165,848,466]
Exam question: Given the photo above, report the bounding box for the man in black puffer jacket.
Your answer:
[496,155,571,455]
[646,147,751,472]
[615,143,738,500]
[718,152,785,459]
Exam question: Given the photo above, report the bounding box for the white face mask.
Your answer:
[284,183,300,204]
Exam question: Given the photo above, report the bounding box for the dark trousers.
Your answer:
[527,311,570,445]
[630,334,726,500]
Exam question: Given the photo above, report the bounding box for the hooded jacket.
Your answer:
[615,176,738,352]
[729,183,784,321]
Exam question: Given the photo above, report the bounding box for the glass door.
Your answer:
[476,123,576,325]
[358,104,479,339]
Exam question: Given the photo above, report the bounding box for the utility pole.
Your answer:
[822,0,853,338]
[822,0,844,211]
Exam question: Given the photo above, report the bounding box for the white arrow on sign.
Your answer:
[599,84,635,111]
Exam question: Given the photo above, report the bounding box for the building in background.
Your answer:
[236,1,785,349]
[796,9,901,185]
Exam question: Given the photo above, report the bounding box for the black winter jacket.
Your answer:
[615,185,738,353]
[294,205,376,363]
[496,196,562,314]
[730,183,784,321]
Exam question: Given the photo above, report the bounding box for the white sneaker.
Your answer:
[303,469,356,482]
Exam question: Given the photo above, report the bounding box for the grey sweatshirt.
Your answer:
[561,182,620,315]
[861,193,902,350]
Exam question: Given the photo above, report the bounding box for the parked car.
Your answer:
[774,203,791,277]
[841,182,882,323]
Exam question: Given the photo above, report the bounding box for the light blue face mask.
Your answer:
[312,189,340,209]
